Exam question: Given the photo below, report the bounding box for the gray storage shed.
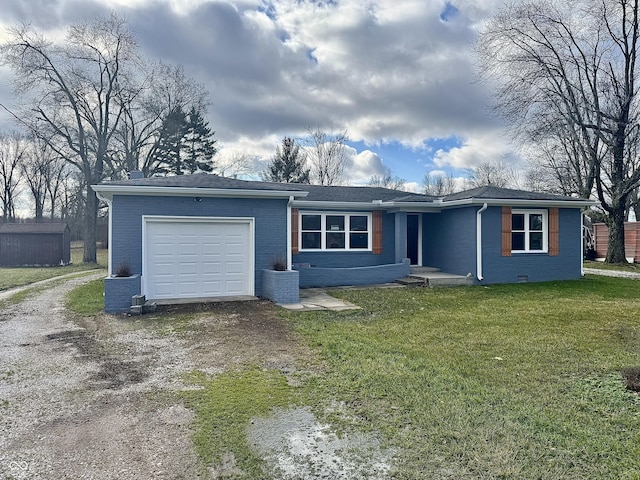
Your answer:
[0,223,71,266]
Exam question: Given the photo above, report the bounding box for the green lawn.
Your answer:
[287,276,640,479]
[0,246,107,292]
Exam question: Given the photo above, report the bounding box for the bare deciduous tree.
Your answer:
[478,0,640,262]
[1,14,137,262]
[304,127,348,186]
[423,172,457,196]
[368,174,406,190]
[465,159,518,189]
[217,152,255,179]
[0,132,25,221]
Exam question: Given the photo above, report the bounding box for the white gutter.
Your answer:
[476,203,488,281]
[94,191,113,277]
[90,184,307,201]
[287,196,294,270]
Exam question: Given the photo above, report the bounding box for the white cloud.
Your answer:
[344,148,390,185]
[0,0,516,185]
[433,132,515,170]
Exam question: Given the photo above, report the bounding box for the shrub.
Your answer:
[271,257,287,271]
[115,263,132,277]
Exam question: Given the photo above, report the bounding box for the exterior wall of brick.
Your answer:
[296,258,410,288]
[262,269,299,304]
[109,195,289,300]
[104,274,141,313]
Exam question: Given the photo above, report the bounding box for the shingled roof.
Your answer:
[0,223,69,234]
[97,174,591,206]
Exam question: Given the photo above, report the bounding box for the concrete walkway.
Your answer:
[583,267,640,280]
[279,288,361,311]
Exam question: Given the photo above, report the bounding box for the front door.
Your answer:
[407,214,421,266]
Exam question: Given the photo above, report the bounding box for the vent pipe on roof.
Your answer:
[128,170,144,179]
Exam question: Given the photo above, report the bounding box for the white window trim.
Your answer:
[512,209,548,253]
[299,211,373,252]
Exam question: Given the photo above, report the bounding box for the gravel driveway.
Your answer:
[0,273,207,479]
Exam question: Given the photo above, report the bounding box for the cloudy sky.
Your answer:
[0,0,514,191]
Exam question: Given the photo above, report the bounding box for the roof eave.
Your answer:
[91,184,308,201]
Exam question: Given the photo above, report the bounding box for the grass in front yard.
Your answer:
[182,368,294,477]
[0,246,107,292]
[288,276,640,479]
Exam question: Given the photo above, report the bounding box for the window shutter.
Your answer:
[501,206,512,256]
[373,210,383,254]
[291,208,299,255]
[549,207,559,256]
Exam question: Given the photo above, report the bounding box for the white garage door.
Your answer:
[143,217,254,300]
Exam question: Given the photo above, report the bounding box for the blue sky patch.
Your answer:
[440,2,459,22]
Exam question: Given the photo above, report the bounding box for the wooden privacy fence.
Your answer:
[593,222,640,262]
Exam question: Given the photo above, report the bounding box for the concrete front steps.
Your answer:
[396,267,473,288]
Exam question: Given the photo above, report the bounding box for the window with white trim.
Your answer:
[300,212,371,251]
[511,209,548,253]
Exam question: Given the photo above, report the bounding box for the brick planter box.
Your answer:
[104,274,141,313]
[262,269,299,304]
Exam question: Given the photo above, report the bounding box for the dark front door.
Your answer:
[407,214,420,265]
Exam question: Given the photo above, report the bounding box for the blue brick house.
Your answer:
[92,174,593,313]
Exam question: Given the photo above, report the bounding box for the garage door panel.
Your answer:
[145,219,253,300]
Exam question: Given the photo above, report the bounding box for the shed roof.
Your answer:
[0,223,69,234]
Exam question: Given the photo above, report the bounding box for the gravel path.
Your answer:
[0,274,205,480]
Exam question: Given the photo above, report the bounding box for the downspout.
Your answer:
[581,212,585,277]
[476,203,488,281]
[287,196,294,270]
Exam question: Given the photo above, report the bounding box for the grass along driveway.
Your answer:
[287,276,640,479]
[0,245,107,292]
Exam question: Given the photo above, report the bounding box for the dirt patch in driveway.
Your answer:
[0,277,316,479]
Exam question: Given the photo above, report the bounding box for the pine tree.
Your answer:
[184,106,217,174]
[262,137,310,183]
[152,107,188,175]
[152,106,216,175]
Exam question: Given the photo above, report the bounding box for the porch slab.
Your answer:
[399,267,474,288]
[278,288,361,311]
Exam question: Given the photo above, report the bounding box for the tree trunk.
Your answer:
[83,186,98,263]
[606,207,627,263]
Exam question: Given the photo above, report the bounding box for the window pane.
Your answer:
[326,232,345,249]
[512,232,525,251]
[350,233,368,249]
[512,214,525,231]
[529,232,543,250]
[326,215,345,232]
[350,216,368,232]
[529,214,543,231]
[302,214,321,231]
[302,232,321,249]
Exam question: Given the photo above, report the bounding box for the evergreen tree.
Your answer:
[152,106,216,175]
[262,137,310,183]
[152,107,188,175]
[184,106,217,174]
